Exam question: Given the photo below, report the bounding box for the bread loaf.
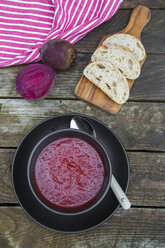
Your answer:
[83,61,129,104]
[91,45,141,80]
[103,33,145,61]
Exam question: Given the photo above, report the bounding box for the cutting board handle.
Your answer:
[122,5,151,39]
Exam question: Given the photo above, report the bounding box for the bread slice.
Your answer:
[83,61,129,104]
[103,33,145,61]
[91,45,141,80]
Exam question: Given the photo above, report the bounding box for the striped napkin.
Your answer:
[0,0,123,67]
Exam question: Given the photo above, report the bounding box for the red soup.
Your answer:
[33,137,105,211]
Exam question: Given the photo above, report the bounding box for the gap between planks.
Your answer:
[0,204,164,209]
[0,97,165,103]
[0,147,164,153]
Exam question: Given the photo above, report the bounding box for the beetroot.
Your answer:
[40,39,75,70]
[16,64,55,100]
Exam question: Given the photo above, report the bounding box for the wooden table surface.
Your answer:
[0,1,165,247]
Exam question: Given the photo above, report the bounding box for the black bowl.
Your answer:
[27,128,112,215]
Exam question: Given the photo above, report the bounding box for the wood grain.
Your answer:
[0,150,15,203]
[74,10,165,54]
[0,207,164,248]
[121,0,165,9]
[128,152,165,207]
[0,54,165,101]
[0,100,164,150]
[75,6,151,114]
[1,149,164,207]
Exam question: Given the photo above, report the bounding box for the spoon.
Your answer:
[70,116,131,210]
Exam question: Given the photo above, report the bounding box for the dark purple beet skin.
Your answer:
[16,64,56,100]
[40,39,75,70]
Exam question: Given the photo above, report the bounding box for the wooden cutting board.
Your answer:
[75,5,151,114]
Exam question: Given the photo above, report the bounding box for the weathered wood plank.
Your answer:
[0,149,164,207]
[0,150,15,203]
[128,152,165,206]
[121,0,165,9]
[0,54,165,101]
[0,100,164,150]
[130,57,165,101]
[74,10,165,54]
[0,207,164,248]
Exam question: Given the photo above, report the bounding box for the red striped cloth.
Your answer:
[0,0,123,67]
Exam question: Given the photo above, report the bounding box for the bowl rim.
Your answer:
[27,128,112,216]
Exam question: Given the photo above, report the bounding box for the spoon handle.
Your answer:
[111,175,131,210]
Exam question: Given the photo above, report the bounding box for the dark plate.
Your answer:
[12,114,130,233]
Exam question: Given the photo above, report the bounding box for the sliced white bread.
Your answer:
[83,61,129,104]
[91,45,141,80]
[103,33,145,61]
